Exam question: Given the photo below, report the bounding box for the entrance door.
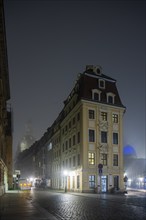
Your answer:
[113,176,119,190]
[101,176,107,192]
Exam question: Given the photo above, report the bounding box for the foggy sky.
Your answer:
[4,0,145,158]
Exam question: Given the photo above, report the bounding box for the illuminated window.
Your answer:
[113,154,118,166]
[101,154,107,166]
[89,109,95,119]
[101,112,107,121]
[89,175,95,188]
[88,152,95,165]
[112,114,118,123]
[113,133,118,144]
[89,129,95,142]
[101,131,107,143]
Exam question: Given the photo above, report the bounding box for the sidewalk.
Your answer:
[0,190,57,220]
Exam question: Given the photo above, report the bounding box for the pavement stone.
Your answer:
[0,190,57,220]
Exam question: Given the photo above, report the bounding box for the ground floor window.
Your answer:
[89,175,95,188]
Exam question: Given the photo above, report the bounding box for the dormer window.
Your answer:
[107,93,115,104]
[92,89,101,101]
[99,79,105,89]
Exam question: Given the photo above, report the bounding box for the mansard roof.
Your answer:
[63,65,125,108]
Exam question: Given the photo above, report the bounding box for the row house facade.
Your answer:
[16,65,126,193]
[0,0,12,195]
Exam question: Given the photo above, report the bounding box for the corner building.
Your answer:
[49,65,126,193]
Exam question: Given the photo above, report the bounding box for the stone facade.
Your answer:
[0,0,12,195]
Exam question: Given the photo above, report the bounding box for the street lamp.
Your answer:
[63,170,68,192]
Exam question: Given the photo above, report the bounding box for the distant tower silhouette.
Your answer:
[18,121,36,152]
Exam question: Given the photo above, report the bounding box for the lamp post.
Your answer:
[63,170,68,193]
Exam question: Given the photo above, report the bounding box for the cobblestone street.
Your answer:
[0,189,146,220]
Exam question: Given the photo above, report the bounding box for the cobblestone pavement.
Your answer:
[32,189,146,220]
[0,189,146,220]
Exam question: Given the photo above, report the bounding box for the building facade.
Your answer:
[16,65,125,193]
[0,0,12,195]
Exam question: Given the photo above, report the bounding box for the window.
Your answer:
[69,157,72,168]
[77,132,80,143]
[89,110,95,119]
[89,129,95,142]
[92,89,101,101]
[107,93,115,104]
[73,117,75,125]
[113,133,118,144]
[65,140,68,150]
[94,92,99,101]
[112,114,118,123]
[73,135,76,145]
[69,138,71,148]
[101,154,107,166]
[113,154,118,166]
[77,154,80,166]
[88,152,95,165]
[77,175,80,188]
[108,96,113,104]
[69,121,71,128]
[73,156,76,167]
[62,143,64,152]
[101,112,107,121]
[99,79,105,89]
[89,175,95,188]
[77,112,80,121]
[101,131,107,143]
[66,159,68,168]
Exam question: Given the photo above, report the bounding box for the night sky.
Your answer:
[4,0,145,158]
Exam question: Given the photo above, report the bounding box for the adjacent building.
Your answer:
[0,0,12,195]
[16,65,126,193]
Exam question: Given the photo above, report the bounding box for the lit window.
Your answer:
[88,152,95,165]
[101,131,107,143]
[89,110,95,119]
[113,133,118,144]
[89,175,95,188]
[89,129,95,142]
[101,154,107,166]
[112,114,118,123]
[101,112,107,121]
[113,154,118,166]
